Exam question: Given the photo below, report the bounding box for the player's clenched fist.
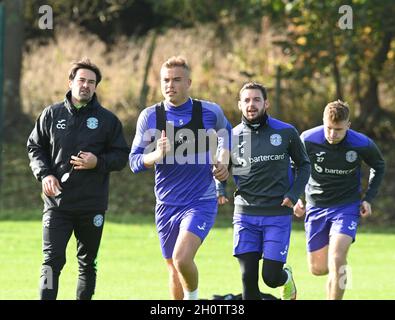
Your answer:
[156,130,171,158]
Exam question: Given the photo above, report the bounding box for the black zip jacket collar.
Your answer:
[241,112,268,130]
[64,90,100,114]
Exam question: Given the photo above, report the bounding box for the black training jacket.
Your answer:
[217,115,311,216]
[301,125,385,207]
[27,91,129,213]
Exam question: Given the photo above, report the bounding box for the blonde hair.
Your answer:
[324,100,350,122]
[161,56,191,74]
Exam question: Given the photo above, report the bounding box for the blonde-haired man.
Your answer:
[130,56,231,300]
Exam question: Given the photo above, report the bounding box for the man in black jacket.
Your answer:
[217,82,311,300]
[294,100,385,299]
[27,58,129,300]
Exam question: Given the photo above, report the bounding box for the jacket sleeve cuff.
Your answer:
[95,156,105,172]
[38,170,53,182]
[285,193,298,206]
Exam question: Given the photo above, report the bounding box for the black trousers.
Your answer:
[40,210,105,300]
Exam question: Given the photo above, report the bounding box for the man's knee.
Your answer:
[166,260,180,278]
[173,254,191,273]
[308,248,329,276]
[328,254,347,274]
[43,254,66,274]
[309,263,329,276]
[262,271,283,288]
[77,259,97,276]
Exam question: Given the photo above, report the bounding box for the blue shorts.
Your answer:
[155,199,217,259]
[233,213,292,263]
[304,201,360,252]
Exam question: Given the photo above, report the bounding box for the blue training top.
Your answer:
[130,98,231,206]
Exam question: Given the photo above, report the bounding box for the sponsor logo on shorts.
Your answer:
[197,222,206,231]
[280,245,288,256]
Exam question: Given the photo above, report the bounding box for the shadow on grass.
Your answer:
[1,209,395,234]
[0,208,233,228]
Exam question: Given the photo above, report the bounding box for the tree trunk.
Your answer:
[139,30,157,111]
[3,0,26,137]
[355,31,393,132]
[328,29,343,100]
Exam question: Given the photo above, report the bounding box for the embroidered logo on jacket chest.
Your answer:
[87,117,99,129]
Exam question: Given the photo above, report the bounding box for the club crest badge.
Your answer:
[93,214,104,227]
[346,150,357,163]
[87,117,99,129]
[270,134,282,146]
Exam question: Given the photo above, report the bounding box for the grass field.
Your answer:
[0,210,394,300]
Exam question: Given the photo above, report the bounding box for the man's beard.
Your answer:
[247,108,266,124]
[78,90,91,103]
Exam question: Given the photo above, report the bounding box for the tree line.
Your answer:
[2,0,395,139]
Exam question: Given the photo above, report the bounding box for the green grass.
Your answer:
[0,211,395,300]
